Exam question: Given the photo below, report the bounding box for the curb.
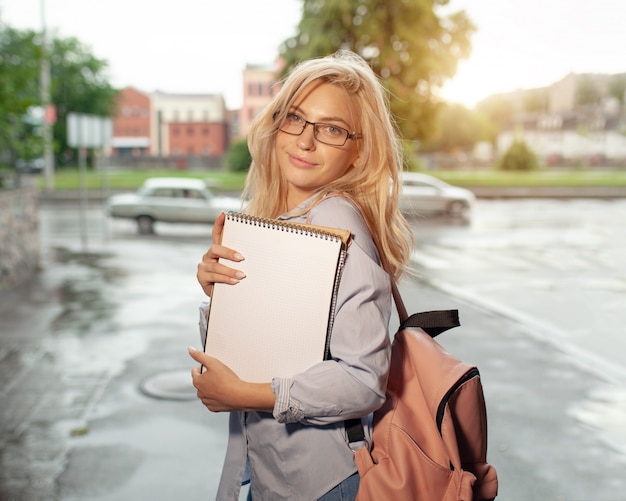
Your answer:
[37,186,626,203]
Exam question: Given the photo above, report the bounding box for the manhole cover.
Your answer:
[140,370,196,400]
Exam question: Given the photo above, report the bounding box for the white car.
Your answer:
[108,177,242,234]
[398,172,475,217]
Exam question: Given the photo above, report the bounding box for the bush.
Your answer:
[497,140,540,171]
[226,139,252,173]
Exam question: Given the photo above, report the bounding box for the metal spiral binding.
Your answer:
[225,211,341,242]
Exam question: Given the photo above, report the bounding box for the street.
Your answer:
[1,197,625,500]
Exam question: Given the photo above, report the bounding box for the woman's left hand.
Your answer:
[188,347,276,413]
[188,347,243,412]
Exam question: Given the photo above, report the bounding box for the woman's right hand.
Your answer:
[197,212,246,297]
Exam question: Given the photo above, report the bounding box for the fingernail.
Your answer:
[234,252,245,261]
[188,346,197,353]
[235,271,246,279]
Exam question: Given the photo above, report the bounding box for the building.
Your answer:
[497,73,626,165]
[110,58,285,166]
[111,87,151,157]
[238,61,283,139]
[499,110,626,165]
[111,88,229,168]
[150,91,228,158]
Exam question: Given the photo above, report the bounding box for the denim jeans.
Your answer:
[245,472,360,501]
[317,472,360,501]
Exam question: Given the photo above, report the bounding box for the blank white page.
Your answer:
[204,212,350,383]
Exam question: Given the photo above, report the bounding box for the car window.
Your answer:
[148,188,177,197]
[145,187,207,199]
[404,181,430,188]
[182,189,206,200]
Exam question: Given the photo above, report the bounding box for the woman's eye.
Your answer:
[323,125,342,136]
[287,113,302,123]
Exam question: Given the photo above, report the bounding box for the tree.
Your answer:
[476,94,518,130]
[0,24,118,169]
[420,103,497,153]
[497,140,539,171]
[522,88,549,113]
[0,27,43,166]
[279,0,475,142]
[226,138,252,173]
[49,35,118,166]
[607,74,626,105]
[575,75,602,107]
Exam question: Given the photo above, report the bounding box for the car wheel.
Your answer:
[447,200,468,216]
[136,215,155,234]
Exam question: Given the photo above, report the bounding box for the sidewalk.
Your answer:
[1,213,625,500]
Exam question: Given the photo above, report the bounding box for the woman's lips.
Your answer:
[289,153,317,169]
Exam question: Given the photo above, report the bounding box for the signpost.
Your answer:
[67,113,112,251]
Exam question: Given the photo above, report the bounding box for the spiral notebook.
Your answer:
[203,212,352,383]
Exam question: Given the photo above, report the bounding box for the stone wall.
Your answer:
[0,187,40,290]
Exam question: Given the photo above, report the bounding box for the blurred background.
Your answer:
[1,1,625,500]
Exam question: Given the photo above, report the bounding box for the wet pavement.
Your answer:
[1,199,625,500]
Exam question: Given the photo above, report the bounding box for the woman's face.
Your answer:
[275,80,360,211]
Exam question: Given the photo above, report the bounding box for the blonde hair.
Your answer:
[243,50,413,280]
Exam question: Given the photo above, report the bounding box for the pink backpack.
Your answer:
[352,285,499,500]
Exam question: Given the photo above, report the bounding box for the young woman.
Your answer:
[189,50,413,500]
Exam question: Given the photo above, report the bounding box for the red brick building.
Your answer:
[168,121,227,157]
[111,87,151,157]
[150,91,228,162]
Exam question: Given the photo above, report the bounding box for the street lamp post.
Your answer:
[40,0,54,190]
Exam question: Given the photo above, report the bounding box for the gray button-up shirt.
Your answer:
[200,195,392,500]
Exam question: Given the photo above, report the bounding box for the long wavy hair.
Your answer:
[243,50,413,280]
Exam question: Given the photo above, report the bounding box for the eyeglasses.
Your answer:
[275,112,362,146]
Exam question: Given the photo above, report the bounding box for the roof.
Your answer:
[141,177,207,189]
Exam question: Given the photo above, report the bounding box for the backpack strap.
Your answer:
[307,193,461,441]
[345,417,366,443]
[401,309,460,338]
[345,309,461,444]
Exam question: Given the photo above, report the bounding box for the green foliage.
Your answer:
[497,140,540,171]
[401,140,424,171]
[0,23,118,169]
[226,138,252,173]
[279,0,476,142]
[476,94,517,129]
[0,27,44,165]
[522,88,549,113]
[575,75,603,107]
[608,74,626,104]
[421,103,497,152]
[49,35,119,166]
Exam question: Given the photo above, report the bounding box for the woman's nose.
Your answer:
[297,122,316,149]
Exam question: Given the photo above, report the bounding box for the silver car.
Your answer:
[108,177,242,234]
[398,172,475,218]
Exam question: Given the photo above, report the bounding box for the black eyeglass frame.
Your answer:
[273,112,362,146]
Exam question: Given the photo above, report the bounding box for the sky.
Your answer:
[1,0,625,110]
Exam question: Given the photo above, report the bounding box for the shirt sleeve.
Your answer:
[272,196,392,425]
